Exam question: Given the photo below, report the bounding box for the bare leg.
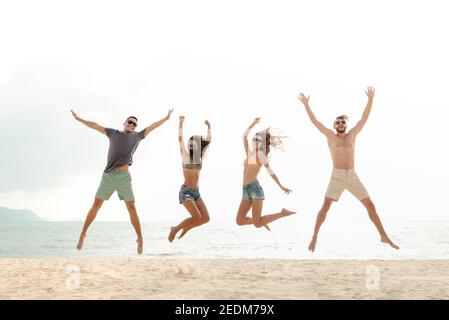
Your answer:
[308,197,334,253]
[251,200,296,228]
[76,198,104,250]
[236,200,254,226]
[235,200,271,230]
[125,201,144,255]
[178,199,210,239]
[361,198,399,250]
[169,201,201,243]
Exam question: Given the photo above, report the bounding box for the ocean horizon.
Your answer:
[1,220,448,260]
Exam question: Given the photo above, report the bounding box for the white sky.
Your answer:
[0,0,448,223]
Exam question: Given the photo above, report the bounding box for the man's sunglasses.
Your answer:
[127,120,138,127]
[335,120,346,125]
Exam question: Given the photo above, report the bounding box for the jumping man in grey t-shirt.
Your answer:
[71,109,173,255]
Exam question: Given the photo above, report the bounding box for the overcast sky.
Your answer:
[0,0,448,223]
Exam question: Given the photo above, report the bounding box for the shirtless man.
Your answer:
[71,109,173,255]
[297,87,399,252]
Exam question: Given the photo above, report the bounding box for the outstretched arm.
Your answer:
[297,93,333,136]
[243,118,260,157]
[352,86,375,135]
[204,120,211,142]
[259,152,292,194]
[143,109,174,138]
[70,110,106,135]
[178,116,188,157]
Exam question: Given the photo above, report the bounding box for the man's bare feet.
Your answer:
[281,208,297,217]
[308,236,317,252]
[168,227,177,243]
[76,234,86,251]
[137,239,143,255]
[381,237,400,250]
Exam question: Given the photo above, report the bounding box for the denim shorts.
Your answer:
[242,180,265,201]
[179,185,202,204]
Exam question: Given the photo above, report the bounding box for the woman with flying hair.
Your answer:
[169,116,212,242]
[236,117,296,230]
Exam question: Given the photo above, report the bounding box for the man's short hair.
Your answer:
[335,115,348,121]
[127,116,138,122]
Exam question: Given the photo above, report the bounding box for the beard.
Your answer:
[336,127,346,133]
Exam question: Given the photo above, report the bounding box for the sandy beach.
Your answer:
[1,259,449,300]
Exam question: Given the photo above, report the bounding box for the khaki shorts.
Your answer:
[325,169,369,201]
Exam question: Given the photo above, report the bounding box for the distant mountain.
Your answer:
[0,207,42,221]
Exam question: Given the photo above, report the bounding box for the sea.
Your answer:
[1,220,448,260]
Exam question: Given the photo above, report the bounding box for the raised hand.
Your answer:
[365,86,375,99]
[297,93,310,106]
[205,120,211,128]
[244,117,261,140]
[251,117,261,126]
[179,115,185,123]
[70,110,81,121]
[166,109,174,120]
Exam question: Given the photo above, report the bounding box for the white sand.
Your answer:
[1,259,449,300]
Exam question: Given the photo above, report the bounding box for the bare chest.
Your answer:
[329,134,355,151]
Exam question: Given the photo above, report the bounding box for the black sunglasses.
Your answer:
[127,120,137,127]
[335,120,346,125]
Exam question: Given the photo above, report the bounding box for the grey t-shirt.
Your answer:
[104,128,146,172]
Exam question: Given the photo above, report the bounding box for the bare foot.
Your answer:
[137,239,143,255]
[281,208,297,217]
[381,237,400,250]
[178,228,188,239]
[308,237,317,253]
[76,234,86,251]
[168,227,178,243]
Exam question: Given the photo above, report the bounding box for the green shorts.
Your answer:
[95,172,135,202]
